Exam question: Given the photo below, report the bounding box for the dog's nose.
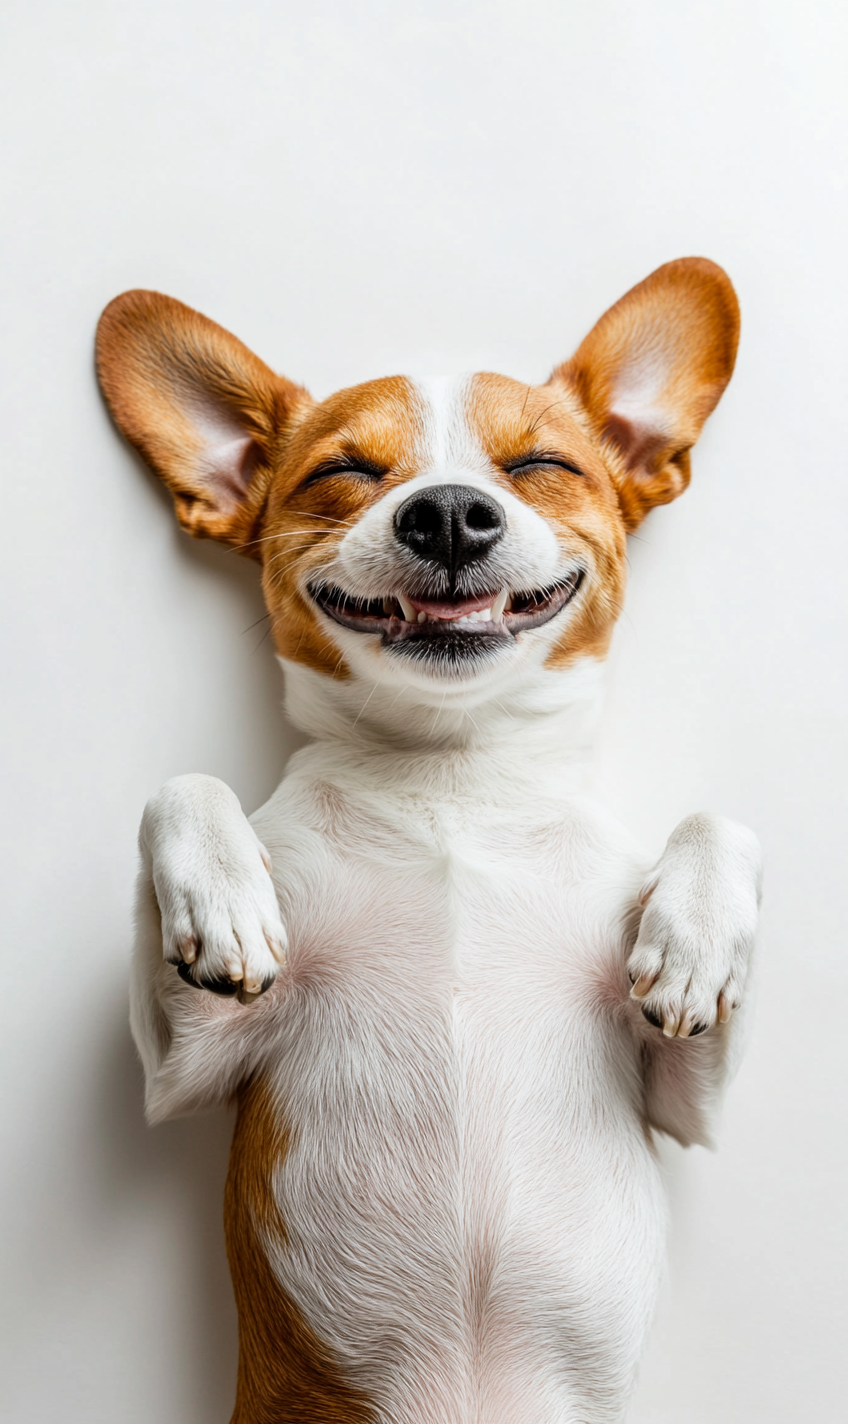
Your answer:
[394,484,505,578]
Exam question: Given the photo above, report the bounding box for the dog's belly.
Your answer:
[245,791,665,1423]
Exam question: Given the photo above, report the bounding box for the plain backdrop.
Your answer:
[1,2,846,1420]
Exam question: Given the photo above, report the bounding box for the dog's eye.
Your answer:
[506,453,586,479]
[303,457,388,487]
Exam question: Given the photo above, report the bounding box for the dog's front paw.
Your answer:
[143,775,287,1006]
[164,839,287,1007]
[626,814,761,1039]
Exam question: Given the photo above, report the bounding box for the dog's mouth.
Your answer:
[310,572,584,654]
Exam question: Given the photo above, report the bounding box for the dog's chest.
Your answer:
[246,772,661,1420]
[263,767,639,978]
[255,769,649,1170]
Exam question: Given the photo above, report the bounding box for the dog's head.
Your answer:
[96,260,738,713]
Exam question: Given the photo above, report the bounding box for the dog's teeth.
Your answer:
[491,589,508,621]
[468,611,478,622]
[479,606,492,622]
[399,595,415,622]
[417,610,426,624]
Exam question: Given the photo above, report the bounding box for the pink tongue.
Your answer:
[410,593,494,620]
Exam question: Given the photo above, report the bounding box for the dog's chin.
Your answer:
[309,572,584,679]
[384,624,511,678]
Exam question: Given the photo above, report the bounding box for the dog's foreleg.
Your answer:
[626,813,762,1145]
[131,774,287,1121]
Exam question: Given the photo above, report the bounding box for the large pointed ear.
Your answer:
[552,258,740,530]
[95,291,311,555]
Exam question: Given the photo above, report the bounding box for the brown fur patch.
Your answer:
[465,373,627,668]
[257,376,425,677]
[225,1078,375,1423]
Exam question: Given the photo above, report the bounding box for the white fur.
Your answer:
[132,377,761,1422]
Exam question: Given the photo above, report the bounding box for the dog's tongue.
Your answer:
[409,593,494,620]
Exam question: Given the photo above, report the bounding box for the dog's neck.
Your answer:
[281,656,605,803]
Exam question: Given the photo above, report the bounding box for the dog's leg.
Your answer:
[141,774,287,997]
[626,813,762,1146]
[131,774,287,1122]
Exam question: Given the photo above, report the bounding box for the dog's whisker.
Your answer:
[351,673,386,729]
[295,513,357,527]
[241,612,274,635]
[233,524,353,554]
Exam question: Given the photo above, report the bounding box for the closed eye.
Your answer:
[302,456,388,487]
[505,452,585,478]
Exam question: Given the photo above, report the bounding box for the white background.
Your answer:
[1,2,845,1420]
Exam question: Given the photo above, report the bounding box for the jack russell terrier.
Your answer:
[96,258,762,1424]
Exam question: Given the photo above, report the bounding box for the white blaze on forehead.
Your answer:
[411,375,495,480]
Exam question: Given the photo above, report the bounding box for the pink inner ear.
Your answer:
[604,412,670,476]
[604,352,674,475]
[198,435,262,510]
[183,388,264,511]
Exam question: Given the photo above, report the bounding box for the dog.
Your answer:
[96,257,762,1424]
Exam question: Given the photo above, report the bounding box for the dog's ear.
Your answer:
[552,258,740,530]
[96,291,311,555]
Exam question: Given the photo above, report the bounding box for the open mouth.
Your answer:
[310,571,584,653]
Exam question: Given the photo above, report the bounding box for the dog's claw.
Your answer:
[202,975,241,997]
[176,960,277,1005]
[176,962,203,991]
[177,962,239,996]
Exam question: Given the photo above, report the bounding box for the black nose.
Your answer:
[394,484,505,581]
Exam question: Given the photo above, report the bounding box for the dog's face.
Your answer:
[96,260,738,707]
[256,371,626,699]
